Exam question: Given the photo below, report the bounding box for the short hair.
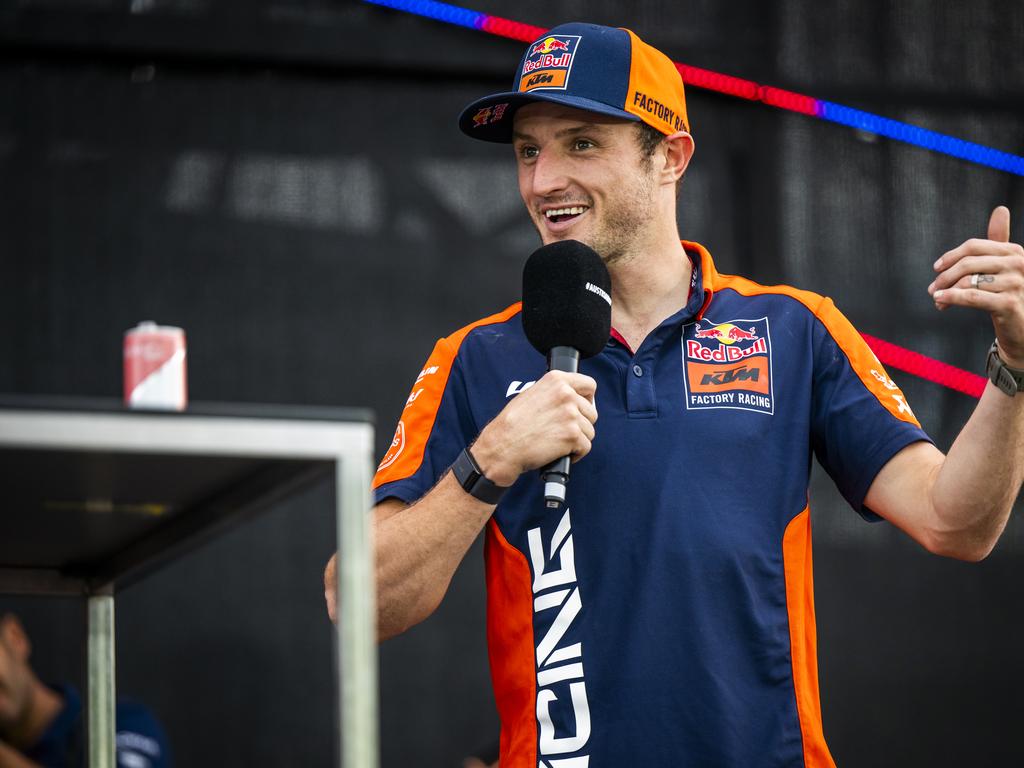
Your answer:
[635,122,665,161]
[635,122,684,191]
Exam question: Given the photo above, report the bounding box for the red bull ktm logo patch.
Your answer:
[518,35,581,93]
[683,317,774,414]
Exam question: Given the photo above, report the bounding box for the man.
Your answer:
[0,613,169,768]
[325,22,1024,766]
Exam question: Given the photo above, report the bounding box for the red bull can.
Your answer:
[123,321,187,411]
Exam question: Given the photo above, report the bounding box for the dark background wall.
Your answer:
[1,1,1023,765]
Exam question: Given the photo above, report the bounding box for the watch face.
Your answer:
[453,448,479,490]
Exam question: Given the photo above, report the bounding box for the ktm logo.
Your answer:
[525,73,555,87]
[700,365,759,386]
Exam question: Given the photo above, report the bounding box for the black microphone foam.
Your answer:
[522,240,612,359]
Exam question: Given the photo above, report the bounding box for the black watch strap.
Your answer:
[986,340,1024,397]
[451,447,508,505]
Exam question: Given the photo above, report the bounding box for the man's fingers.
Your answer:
[324,553,338,622]
[951,272,1021,292]
[934,237,1019,271]
[325,592,337,623]
[324,553,336,587]
[933,286,1011,312]
[929,254,1018,293]
[569,432,592,462]
[989,205,1011,244]
[546,369,598,398]
[574,391,598,424]
[579,412,596,441]
[569,372,598,398]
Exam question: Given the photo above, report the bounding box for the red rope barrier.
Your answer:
[861,333,987,398]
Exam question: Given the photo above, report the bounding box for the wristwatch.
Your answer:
[986,340,1024,397]
[451,447,508,504]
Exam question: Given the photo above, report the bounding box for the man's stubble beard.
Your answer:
[592,169,657,267]
[531,165,658,267]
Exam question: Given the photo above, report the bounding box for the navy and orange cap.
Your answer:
[458,22,689,143]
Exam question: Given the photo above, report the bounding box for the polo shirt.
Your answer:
[373,241,931,767]
[25,684,170,768]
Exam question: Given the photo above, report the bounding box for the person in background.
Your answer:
[0,613,169,768]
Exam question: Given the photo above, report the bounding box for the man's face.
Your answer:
[512,101,659,263]
[0,618,32,735]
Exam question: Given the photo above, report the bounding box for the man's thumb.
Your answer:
[988,205,1011,243]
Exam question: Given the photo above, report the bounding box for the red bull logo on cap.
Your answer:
[472,103,509,128]
[684,317,774,414]
[530,37,571,56]
[518,34,581,93]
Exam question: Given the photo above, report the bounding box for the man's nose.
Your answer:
[530,150,570,197]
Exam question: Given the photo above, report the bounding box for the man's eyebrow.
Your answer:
[512,124,611,142]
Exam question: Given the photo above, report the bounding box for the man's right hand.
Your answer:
[471,370,598,488]
[326,369,599,632]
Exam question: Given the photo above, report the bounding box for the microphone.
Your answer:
[522,240,612,508]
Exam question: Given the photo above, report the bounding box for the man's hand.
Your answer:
[929,205,1024,367]
[471,369,598,487]
[324,552,338,623]
[873,205,1024,561]
[332,369,599,631]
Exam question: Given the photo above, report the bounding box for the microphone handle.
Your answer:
[541,345,580,508]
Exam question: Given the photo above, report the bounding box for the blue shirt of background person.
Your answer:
[0,613,170,768]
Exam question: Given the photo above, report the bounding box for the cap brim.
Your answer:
[458,91,641,143]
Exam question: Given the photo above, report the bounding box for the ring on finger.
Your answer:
[971,273,996,290]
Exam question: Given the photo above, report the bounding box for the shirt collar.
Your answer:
[605,240,717,352]
[681,239,717,322]
[652,240,716,330]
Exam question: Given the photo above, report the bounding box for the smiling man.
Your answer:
[325,22,1024,767]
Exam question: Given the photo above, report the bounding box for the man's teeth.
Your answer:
[544,206,588,219]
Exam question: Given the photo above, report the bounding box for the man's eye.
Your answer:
[519,145,539,159]
[573,139,594,150]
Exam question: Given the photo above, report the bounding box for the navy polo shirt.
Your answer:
[373,241,930,768]
[26,684,170,768]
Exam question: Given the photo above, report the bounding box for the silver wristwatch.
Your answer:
[986,341,1024,397]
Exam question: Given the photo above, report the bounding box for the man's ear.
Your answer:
[661,131,695,185]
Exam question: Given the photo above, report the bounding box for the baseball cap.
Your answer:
[458,22,688,143]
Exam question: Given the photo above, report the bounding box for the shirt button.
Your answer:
[632,364,643,377]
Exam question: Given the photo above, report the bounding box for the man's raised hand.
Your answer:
[929,205,1024,367]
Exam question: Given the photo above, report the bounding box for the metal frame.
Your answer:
[0,403,377,768]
